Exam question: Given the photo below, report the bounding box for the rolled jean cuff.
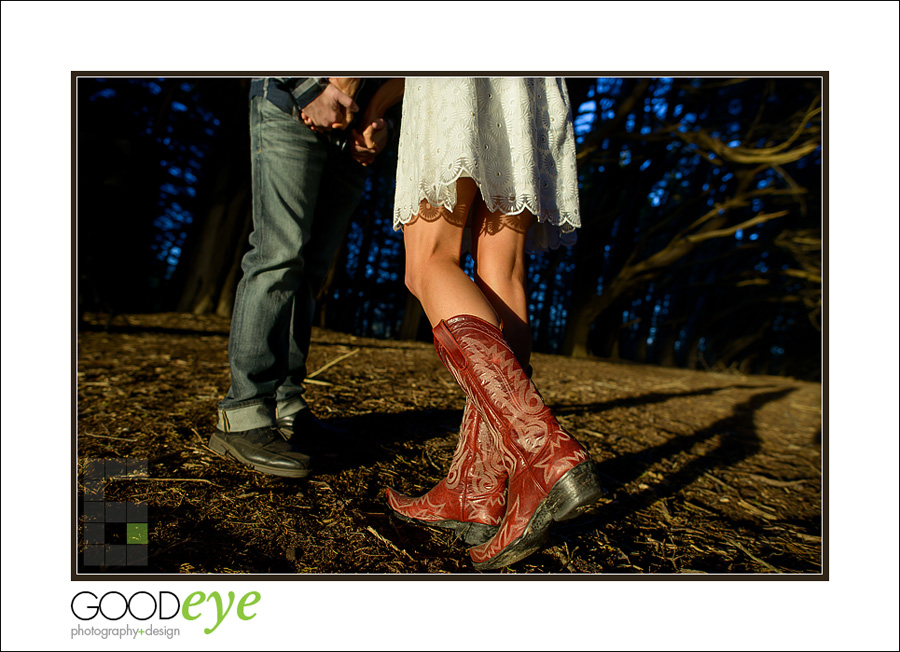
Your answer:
[217,401,275,432]
[276,395,308,421]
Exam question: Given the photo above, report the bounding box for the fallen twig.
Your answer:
[304,378,333,386]
[729,540,781,573]
[424,447,444,473]
[365,525,415,561]
[744,473,807,488]
[307,348,360,380]
[682,500,716,515]
[110,477,220,486]
[81,433,138,442]
[703,472,736,492]
[737,499,779,521]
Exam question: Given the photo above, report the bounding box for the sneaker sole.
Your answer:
[208,433,311,479]
[472,461,602,570]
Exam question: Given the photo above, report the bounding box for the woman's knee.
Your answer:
[474,252,527,291]
[472,220,530,288]
[404,265,422,298]
[404,246,460,299]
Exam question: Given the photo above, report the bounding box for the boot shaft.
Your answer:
[433,315,588,489]
[445,401,507,500]
[434,315,552,446]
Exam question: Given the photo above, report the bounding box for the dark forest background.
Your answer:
[77,76,822,380]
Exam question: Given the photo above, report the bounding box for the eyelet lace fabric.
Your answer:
[393,78,581,251]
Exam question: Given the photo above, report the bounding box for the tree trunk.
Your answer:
[712,322,771,371]
[175,179,251,314]
[315,221,353,327]
[169,79,251,315]
[214,199,253,318]
[658,331,678,367]
[561,299,594,357]
[398,292,424,340]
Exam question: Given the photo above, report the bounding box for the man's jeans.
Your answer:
[217,96,367,433]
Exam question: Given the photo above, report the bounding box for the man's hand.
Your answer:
[328,77,360,99]
[350,118,389,166]
[300,82,359,132]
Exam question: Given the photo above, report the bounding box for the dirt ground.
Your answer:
[76,312,823,575]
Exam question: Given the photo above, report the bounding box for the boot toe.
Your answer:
[209,428,312,478]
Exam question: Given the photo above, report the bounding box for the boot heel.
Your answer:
[548,461,603,522]
[459,522,500,546]
[470,464,599,570]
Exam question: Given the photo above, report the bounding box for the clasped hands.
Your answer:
[300,77,388,167]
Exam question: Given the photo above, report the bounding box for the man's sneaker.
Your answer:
[208,426,312,478]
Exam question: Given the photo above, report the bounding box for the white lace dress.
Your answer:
[392,77,581,250]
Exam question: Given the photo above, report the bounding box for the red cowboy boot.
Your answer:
[432,314,602,570]
[385,400,507,545]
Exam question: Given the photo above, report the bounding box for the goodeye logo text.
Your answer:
[70,590,260,637]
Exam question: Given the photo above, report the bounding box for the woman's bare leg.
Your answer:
[403,178,500,328]
[470,207,535,367]
[388,179,509,545]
